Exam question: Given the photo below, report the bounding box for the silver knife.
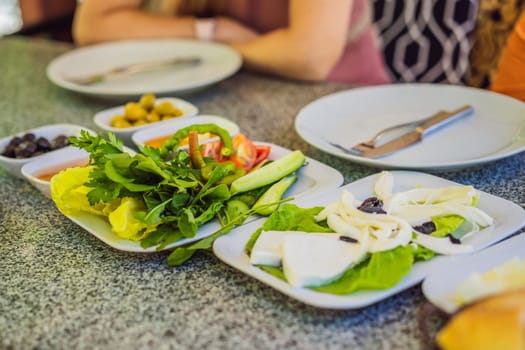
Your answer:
[65,56,202,85]
[359,105,474,158]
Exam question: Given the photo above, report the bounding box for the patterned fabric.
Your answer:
[371,0,479,84]
[468,0,525,88]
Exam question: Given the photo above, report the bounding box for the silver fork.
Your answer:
[326,112,443,155]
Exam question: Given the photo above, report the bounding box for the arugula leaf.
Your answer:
[140,198,172,225]
[178,208,198,238]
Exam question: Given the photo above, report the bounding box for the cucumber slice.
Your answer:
[230,150,305,195]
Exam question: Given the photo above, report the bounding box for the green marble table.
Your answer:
[1,36,524,350]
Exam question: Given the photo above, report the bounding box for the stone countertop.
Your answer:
[1,36,524,350]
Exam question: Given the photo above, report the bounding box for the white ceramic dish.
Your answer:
[21,147,89,198]
[131,115,240,150]
[62,143,343,252]
[21,145,136,199]
[422,232,525,314]
[213,171,525,309]
[93,97,198,146]
[47,39,242,98]
[0,124,96,179]
[295,84,525,170]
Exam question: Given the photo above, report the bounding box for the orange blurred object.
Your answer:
[490,11,525,102]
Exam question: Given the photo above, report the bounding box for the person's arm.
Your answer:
[230,0,353,81]
[73,0,258,46]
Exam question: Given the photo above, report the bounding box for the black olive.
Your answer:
[14,141,37,158]
[339,236,359,244]
[53,135,68,149]
[2,133,72,159]
[358,196,387,214]
[2,144,16,157]
[22,133,36,142]
[413,221,437,235]
[8,136,22,147]
[36,137,51,151]
[15,148,32,158]
[447,235,461,244]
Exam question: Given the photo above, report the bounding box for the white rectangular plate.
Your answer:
[65,142,343,252]
[213,171,525,309]
[422,232,525,314]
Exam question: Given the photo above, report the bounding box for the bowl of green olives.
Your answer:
[0,124,97,179]
[93,93,198,146]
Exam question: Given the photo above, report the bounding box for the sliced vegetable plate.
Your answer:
[212,171,525,309]
[63,142,343,252]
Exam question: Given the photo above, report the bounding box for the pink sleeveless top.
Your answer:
[223,0,390,85]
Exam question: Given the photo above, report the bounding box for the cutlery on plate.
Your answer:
[350,113,442,152]
[330,105,474,158]
[65,56,202,85]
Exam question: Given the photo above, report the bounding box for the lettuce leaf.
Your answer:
[413,215,466,261]
[311,245,414,295]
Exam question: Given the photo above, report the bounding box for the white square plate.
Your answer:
[422,232,525,313]
[64,143,343,252]
[213,171,525,309]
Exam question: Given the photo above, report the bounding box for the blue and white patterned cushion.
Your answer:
[372,0,479,84]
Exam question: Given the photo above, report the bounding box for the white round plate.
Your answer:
[47,39,242,98]
[295,84,525,170]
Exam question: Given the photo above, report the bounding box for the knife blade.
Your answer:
[65,56,202,85]
[359,105,474,158]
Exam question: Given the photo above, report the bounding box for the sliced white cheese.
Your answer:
[326,213,362,239]
[319,190,412,253]
[387,185,476,209]
[374,170,394,201]
[281,233,367,288]
[393,203,494,227]
[412,232,473,255]
[250,230,293,266]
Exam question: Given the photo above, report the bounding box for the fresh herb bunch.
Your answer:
[68,130,284,265]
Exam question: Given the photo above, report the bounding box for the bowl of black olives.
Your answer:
[0,124,96,178]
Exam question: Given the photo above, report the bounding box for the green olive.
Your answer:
[139,93,156,110]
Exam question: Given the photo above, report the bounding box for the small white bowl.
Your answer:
[131,115,240,150]
[93,97,199,146]
[21,145,136,199]
[21,146,89,198]
[0,124,97,179]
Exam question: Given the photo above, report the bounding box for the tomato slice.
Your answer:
[253,145,271,167]
[200,134,266,172]
[229,133,257,172]
[201,140,224,162]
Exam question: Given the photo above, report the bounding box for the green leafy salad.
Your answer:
[245,171,494,294]
[50,128,305,266]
